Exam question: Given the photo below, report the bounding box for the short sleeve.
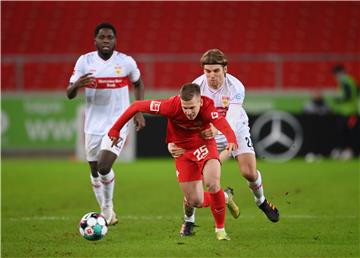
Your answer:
[69,55,85,84]
[127,56,141,83]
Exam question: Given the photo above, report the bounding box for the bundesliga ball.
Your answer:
[79,212,108,241]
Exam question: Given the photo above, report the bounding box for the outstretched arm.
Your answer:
[212,116,238,153]
[108,100,153,146]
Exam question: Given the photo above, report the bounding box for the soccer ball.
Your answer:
[79,212,108,241]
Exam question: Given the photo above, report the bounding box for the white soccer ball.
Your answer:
[79,212,108,241]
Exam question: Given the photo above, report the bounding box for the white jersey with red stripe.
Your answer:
[70,51,140,135]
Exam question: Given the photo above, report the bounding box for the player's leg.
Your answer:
[97,150,118,225]
[97,134,127,225]
[179,180,205,236]
[85,134,104,210]
[235,152,279,222]
[88,161,104,208]
[202,159,230,240]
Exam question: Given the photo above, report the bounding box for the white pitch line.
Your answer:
[7,214,358,221]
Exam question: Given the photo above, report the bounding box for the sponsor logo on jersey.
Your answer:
[211,112,219,119]
[150,101,161,112]
[92,77,129,89]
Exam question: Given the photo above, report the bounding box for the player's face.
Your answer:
[181,95,203,120]
[95,28,116,57]
[203,64,227,89]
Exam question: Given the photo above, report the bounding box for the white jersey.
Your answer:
[193,73,249,133]
[193,73,254,155]
[70,51,140,135]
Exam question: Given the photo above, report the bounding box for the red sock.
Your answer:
[209,189,226,228]
[203,191,211,207]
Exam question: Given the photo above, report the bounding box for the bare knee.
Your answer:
[238,162,257,182]
[97,161,112,175]
[186,197,203,208]
[205,182,220,193]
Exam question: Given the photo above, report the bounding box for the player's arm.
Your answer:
[132,78,146,131]
[212,115,238,153]
[66,73,96,99]
[108,99,170,146]
[200,123,218,139]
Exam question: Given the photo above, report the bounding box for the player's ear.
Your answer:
[200,98,203,106]
[223,65,228,75]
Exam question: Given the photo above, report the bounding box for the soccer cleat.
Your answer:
[259,199,279,222]
[224,187,240,219]
[216,229,231,241]
[101,206,118,226]
[179,222,195,236]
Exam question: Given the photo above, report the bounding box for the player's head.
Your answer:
[200,49,228,89]
[332,64,346,82]
[94,22,117,59]
[180,83,203,120]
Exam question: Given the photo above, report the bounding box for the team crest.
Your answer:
[222,96,230,107]
[115,66,122,75]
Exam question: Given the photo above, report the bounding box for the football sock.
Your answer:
[248,170,265,205]
[90,174,104,208]
[100,169,115,208]
[203,191,211,207]
[224,190,229,204]
[209,189,226,229]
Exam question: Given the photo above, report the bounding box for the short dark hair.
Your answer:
[95,22,116,37]
[332,64,345,74]
[200,49,228,66]
[180,83,201,101]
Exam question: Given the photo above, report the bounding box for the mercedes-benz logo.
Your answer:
[251,111,303,161]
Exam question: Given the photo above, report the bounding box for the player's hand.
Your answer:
[134,112,146,131]
[167,143,185,158]
[224,142,238,156]
[75,73,96,88]
[108,129,121,147]
[200,123,218,139]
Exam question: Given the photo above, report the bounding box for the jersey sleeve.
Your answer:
[126,56,141,83]
[69,55,85,84]
[201,98,237,145]
[108,98,174,138]
[229,79,245,105]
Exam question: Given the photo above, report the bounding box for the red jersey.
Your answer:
[109,95,237,150]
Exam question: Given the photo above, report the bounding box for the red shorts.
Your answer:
[175,141,219,182]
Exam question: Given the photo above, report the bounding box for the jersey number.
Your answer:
[245,136,253,148]
[193,145,209,161]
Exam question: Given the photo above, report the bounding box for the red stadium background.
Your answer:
[2,1,360,92]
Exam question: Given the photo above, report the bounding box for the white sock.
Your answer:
[184,209,196,223]
[100,169,115,208]
[248,170,265,205]
[90,175,104,208]
[224,191,229,204]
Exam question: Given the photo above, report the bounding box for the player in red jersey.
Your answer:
[108,83,237,240]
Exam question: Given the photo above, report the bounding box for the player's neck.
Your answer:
[98,51,113,61]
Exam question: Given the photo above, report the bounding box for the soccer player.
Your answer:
[168,49,280,236]
[66,22,146,225]
[108,83,237,240]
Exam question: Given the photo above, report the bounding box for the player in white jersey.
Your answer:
[67,23,146,225]
[168,49,279,236]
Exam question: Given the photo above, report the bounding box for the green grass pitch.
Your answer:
[1,158,359,257]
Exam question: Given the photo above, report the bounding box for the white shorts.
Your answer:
[215,124,255,157]
[85,129,128,162]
